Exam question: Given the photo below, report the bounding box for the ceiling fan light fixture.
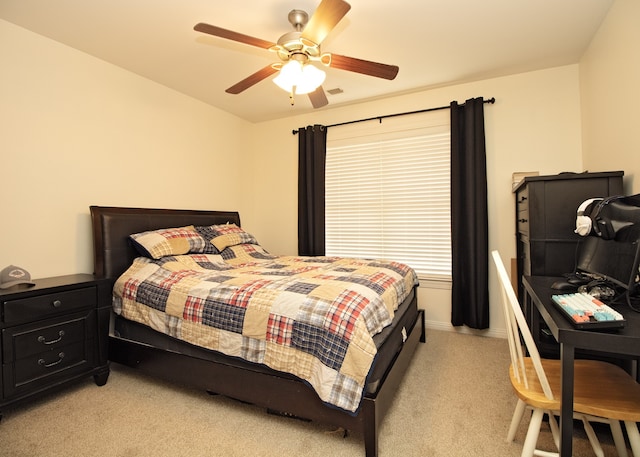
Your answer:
[298,63,326,94]
[273,60,326,95]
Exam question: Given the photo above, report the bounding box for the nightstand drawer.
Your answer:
[2,311,95,362]
[14,340,90,384]
[2,287,96,324]
[3,339,95,398]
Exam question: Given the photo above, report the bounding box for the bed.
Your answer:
[90,205,425,457]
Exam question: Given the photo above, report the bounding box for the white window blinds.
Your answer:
[325,110,451,280]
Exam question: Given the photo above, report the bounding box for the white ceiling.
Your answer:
[0,0,614,123]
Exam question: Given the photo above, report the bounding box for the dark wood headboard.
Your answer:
[90,206,241,279]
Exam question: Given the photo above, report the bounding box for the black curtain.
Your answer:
[297,124,327,256]
[450,97,490,329]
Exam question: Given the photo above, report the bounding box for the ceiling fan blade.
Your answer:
[226,65,279,94]
[302,0,351,45]
[329,54,399,80]
[194,23,275,50]
[308,86,329,108]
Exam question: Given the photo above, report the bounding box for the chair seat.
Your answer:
[511,357,640,422]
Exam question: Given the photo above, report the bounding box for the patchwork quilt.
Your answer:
[113,253,418,413]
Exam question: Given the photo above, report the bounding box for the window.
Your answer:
[325,110,451,281]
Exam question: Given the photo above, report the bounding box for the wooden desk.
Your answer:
[522,275,640,457]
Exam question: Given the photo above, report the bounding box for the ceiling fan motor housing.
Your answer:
[274,10,322,62]
[288,9,309,30]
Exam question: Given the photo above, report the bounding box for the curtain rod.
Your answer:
[292,97,495,135]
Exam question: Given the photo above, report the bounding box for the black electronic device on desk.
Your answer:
[574,232,640,312]
[568,193,640,313]
[551,280,579,292]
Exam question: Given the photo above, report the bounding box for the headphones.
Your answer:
[575,195,632,240]
[575,198,603,236]
[590,195,631,240]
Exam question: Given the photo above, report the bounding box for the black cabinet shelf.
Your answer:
[513,171,624,356]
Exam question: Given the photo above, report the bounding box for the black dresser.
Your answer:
[0,274,111,419]
[513,171,624,356]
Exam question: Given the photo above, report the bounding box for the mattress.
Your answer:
[112,286,418,396]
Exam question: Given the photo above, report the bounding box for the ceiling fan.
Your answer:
[194,0,399,108]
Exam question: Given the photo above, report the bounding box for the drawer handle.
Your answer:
[38,352,65,368]
[518,218,528,223]
[52,299,62,308]
[37,330,65,345]
[519,196,528,202]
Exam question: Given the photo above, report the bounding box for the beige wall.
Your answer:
[580,0,640,193]
[2,0,634,335]
[1,19,252,278]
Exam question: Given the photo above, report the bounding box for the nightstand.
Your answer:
[0,274,111,419]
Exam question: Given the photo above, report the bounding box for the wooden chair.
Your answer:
[492,250,640,457]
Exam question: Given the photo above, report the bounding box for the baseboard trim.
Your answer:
[425,320,507,339]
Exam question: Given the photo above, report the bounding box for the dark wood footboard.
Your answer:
[109,308,424,457]
[360,308,426,456]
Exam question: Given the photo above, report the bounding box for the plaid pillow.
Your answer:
[221,243,276,265]
[209,224,259,251]
[130,225,217,259]
[193,226,223,254]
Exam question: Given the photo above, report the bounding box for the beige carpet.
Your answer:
[0,330,626,456]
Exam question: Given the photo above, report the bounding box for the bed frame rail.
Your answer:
[109,308,424,457]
